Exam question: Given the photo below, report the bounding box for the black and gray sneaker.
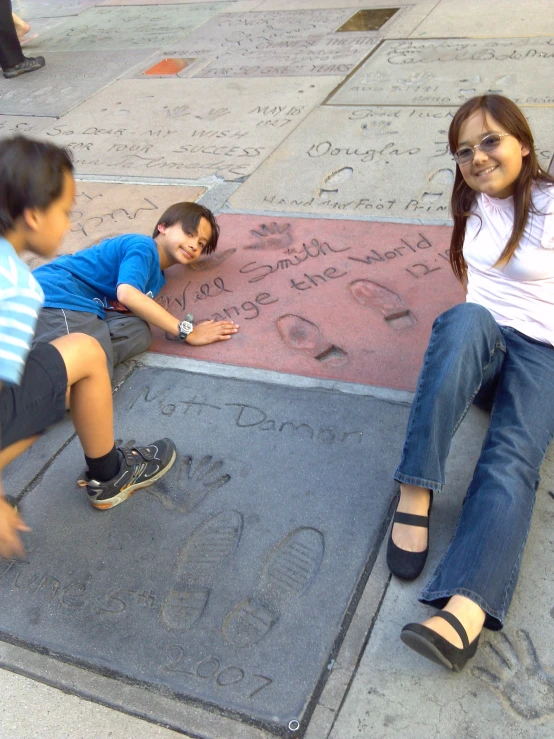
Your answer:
[79,438,177,510]
[3,56,46,79]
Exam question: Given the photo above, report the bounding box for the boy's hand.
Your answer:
[0,493,30,559]
[185,320,239,346]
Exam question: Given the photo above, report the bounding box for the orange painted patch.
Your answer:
[144,58,190,76]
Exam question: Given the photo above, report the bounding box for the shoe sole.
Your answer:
[90,447,177,510]
[401,630,454,671]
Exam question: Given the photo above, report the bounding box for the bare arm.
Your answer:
[116,283,239,346]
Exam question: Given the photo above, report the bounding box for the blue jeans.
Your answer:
[394,303,554,630]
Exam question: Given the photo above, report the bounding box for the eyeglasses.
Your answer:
[453,133,512,166]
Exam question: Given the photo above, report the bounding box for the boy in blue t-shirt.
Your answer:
[33,201,238,376]
[0,136,177,559]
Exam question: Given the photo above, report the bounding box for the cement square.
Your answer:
[229,105,553,221]
[162,8,364,57]
[0,367,409,730]
[0,115,56,138]
[150,215,464,391]
[254,0,435,39]
[195,33,379,78]
[32,4,228,52]
[0,50,151,117]
[37,77,341,181]
[411,0,554,38]
[328,38,554,108]
[15,0,99,19]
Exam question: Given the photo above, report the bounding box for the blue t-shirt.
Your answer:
[0,238,44,386]
[33,234,165,318]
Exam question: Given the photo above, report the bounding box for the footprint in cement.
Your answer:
[276,314,347,365]
[472,629,554,720]
[348,279,415,329]
[149,455,231,514]
[222,527,324,647]
[161,510,243,631]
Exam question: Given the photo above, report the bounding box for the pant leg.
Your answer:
[33,308,115,377]
[395,303,506,492]
[420,329,554,629]
[104,312,152,367]
[0,0,25,69]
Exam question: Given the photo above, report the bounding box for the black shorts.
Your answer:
[0,342,68,450]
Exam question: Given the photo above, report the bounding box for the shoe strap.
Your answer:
[393,511,429,528]
[435,611,469,649]
[119,445,155,465]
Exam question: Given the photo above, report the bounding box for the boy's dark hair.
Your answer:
[0,135,74,237]
[152,202,219,254]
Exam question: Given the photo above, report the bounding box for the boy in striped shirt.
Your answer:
[0,136,177,559]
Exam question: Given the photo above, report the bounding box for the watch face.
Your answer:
[179,320,194,336]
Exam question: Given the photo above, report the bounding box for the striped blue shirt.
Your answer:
[0,238,44,386]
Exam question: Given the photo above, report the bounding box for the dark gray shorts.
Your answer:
[33,308,152,377]
[0,342,68,449]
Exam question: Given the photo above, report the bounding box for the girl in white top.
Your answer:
[388,95,554,671]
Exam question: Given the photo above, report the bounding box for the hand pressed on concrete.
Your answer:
[245,222,293,251]
[149,455,231,514]
[473,629,554,720]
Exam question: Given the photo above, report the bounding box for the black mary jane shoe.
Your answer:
[401,610,480,672]
[386,490,433,580]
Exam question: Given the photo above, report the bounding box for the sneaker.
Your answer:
[79,438,177,510]
[3,56,45,79]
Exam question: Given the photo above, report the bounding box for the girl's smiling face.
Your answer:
[457,111,530,199]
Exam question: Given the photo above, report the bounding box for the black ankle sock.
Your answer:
[85,445,120,482]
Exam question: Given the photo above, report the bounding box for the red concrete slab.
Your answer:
[151,216,465,390]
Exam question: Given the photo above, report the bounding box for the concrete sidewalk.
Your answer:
[1,1,553,737]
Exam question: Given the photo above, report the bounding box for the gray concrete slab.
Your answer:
[0,115,56,137]
[0,50,151,117]
[328,37,554,108]
[195,33,380,78]
[0,669,185,739]
[0,366,409,732]
[0,641,270,738]
[253,1,440,40]
[161,8,372,57]
[411,0,554,38]
[330,407,554,738]
[37,77,341,181]
[32,4,228,52]
[15,0,99,19]
[136,5,417,79]
[228,105,553,221]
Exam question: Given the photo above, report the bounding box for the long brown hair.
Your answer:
[448,95,554,283]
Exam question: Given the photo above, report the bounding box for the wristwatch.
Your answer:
[177,318,194,342]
